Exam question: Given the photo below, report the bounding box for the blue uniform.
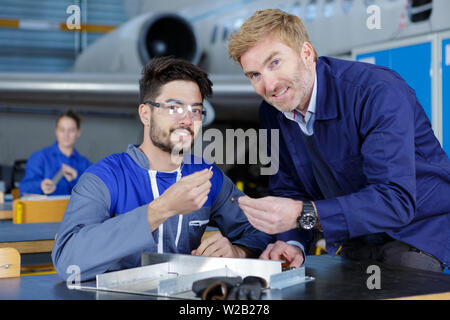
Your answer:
[52,145,273,281]
[260,57,450,267]
[19,142,91,196]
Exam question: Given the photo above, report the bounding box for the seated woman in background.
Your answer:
[19,110,91,196]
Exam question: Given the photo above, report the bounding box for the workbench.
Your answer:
[1,255,449,300]
[0,222,59,270]
[0,222,59,254]
[0,202,12,220]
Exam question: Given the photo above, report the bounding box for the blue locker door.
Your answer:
[356,42,432,121]
[443,38,450,156]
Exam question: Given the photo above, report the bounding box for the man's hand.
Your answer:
[238,196,303,234]
[41,178,56,194]
[147,168,213,231]
[260,240,304,268]
[191,232,250,258]
[62,163,78,182]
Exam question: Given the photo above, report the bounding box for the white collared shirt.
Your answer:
[283,71,317,136]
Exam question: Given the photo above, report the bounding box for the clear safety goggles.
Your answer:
[144,100,206,123]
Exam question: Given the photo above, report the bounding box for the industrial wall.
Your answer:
[0,0,135,165]
[0,109,142,165]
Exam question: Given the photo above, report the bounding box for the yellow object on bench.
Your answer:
[12,197,69,224]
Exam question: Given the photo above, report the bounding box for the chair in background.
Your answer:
[11,159,27,186]
[8,159,27,199]
[13,197,69,224]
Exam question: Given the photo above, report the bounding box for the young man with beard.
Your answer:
[52,57,273,281]
[228,9,450,272]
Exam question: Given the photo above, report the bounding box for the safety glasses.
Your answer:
[144,100,207,123]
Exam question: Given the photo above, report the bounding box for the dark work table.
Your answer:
[0,222,59,266]
[0,222,59,254]
[1,255,449,300]
[0,222,59,243]
[278,255,450,299]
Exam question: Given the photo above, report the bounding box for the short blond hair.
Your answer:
[228,9,318,64]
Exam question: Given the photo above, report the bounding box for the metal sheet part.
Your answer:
[270,267,314,290]
[141,252,282,285]
[95,265,238,298]
[90,253,313,299]
[96,262,172,292]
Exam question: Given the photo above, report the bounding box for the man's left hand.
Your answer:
[238,196,303,234]
[260,241,304,268]
[192,232,249,258]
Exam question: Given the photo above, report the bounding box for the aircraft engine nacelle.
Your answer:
[73,13,201,73]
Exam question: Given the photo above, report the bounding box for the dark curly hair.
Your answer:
[139,57,213,104]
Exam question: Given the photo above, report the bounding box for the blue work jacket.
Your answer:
[19,142,91,196]
[52,145,273,281]
[260,56,450,266]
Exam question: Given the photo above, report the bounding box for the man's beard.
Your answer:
[149,116,194,155]
[268,62,313,113]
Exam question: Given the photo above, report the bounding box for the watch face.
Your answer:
[300,212,316,230]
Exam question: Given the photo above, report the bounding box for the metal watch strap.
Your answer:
[302,201,315,216]
[297,200,316,230]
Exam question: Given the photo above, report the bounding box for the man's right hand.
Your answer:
[41,178,56,195]
[147,168,213,231]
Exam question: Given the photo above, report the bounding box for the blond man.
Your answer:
[228,9,449,272]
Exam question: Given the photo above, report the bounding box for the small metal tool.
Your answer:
[52,168,64,186]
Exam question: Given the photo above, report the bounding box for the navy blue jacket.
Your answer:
[260,57,450,266]
[52,145,273,281]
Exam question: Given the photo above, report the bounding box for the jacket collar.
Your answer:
[126,144,150,169]
[314,56,338,121]
[51,141,79,159]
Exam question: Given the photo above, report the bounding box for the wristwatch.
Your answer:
[297,201,317,230]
